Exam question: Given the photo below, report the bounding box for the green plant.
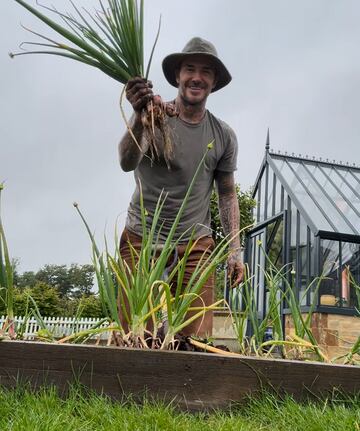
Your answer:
[156,234,228,349]
[10,0,176,163]
[228,263,284,356]
[0,184,15,338]
[11,0,155,84]
[73,144,229,348]
[210,185,256,247]
[211,185,255,301]
[24,282,63,317]
[76,294,105,318]
[229,251,328,361]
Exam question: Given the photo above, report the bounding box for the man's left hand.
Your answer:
[227,249,244,288]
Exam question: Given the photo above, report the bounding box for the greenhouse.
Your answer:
[245,132,360,321]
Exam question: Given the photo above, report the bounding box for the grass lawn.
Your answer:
[0,385,359,430]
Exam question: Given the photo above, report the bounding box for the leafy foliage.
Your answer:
[15,264,95,298]
[229,253,328,361]
[210,185,256,247]
[0,285,103,318]
[211,184,256,299]
[76,294,104,318]
[74,145,227,348]
[0,183,16,335]
[11,0,159,83]
[0,282,62,317]
[20,283,62,317]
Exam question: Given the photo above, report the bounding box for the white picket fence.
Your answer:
[0,315,110,340]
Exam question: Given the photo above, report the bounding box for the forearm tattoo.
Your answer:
[218,194,241,250]
[216,172,241,251]
[118,115,148,170]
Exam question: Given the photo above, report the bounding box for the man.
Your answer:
[118,37,243,337]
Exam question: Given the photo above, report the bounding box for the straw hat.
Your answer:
[162,37,232,92]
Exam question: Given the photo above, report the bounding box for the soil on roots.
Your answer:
[141,98,177,169]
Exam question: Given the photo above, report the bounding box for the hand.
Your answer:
[227,249,244,288]
[125,77,153,113]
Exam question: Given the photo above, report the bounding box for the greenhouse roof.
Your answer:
[254,138,360,238]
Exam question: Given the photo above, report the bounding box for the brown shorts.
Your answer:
[119,228,215,336]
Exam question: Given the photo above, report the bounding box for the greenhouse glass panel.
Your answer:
[259,174,266,222]
[266,218,284,271]
[249,230,266,317]
[326,167,360,215]
[344,170,360,193]
[271,172,277,217]
[341,242,360,308]
[320,239,340,306]
[353,170,360,183]
[253,187,259,223]
[266,166,274,218]
[287,160,352,234]
[289,201,297,272]
[273,179,282,216]
[306,164,359,232]
[298,215,308,306]
[271,158,333,231]
[263,218,284,317]
[309,230,317,306]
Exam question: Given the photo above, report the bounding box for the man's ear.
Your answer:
[175,69,180,85]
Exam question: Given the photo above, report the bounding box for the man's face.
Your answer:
[176,55,217,106]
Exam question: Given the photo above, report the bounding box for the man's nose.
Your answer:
[191,73,202,84]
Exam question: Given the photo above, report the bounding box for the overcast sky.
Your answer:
[1,0,360,272]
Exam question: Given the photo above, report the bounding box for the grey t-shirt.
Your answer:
[125,110,238,241]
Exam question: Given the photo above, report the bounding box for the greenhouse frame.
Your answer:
[244,132,360,321]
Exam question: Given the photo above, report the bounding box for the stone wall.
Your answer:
[285,313,360,360]
[213,311,239,351]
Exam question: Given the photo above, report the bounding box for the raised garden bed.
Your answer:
[0,341,359,411]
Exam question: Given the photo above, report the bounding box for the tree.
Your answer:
[3,282,63,317]
[77,294,104,318]
[26,264,95,298]
[26,282,63,317]
[210,184,256,300]
[68,264,95,298]
[35,264,71,297]
[16,271,37,290]
[12,289,29,317]
[210,184,256,246]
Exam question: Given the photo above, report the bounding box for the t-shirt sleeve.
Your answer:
[216,124,238,172]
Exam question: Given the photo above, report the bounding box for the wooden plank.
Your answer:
[0,341,359,411]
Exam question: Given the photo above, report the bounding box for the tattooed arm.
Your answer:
[118,77,152,172]
[119,113,149,171]
[215,171,244,286]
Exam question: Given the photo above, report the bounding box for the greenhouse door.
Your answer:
[245,214,285,322]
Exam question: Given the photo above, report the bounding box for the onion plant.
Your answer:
[229,251,328,361]
[156,232,228,349]
[10,0,175,164]
[74,143,226,349]
[229,264,284,356]
[0,184,15,338]
[11,0,153,83]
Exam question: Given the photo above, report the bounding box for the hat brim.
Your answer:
[162,52,232,93]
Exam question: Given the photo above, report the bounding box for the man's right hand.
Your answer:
[125,77,153,113]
